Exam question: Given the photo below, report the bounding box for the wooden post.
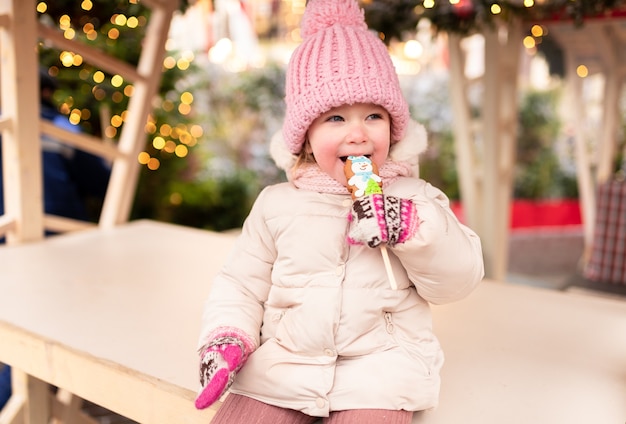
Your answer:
[476,22,522,281]
[447,34,482,235]
[596,55,623,184]
[99,1,180,227]
[0,0,43,244]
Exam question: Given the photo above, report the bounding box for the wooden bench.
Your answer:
[0,220,625,423]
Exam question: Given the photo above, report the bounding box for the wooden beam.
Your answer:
[10,369,50,424]
[564,53,596,263]
[40,120,125,161]
[50,389,99,424]
[140,0,174,8]
[0,0,44,244]
[596,72,622,184]
[43,215,97,234]
[447,34,482,234]
[480,21,523,281]
[0,215,16,236]
[0,321,219,424]
[0,393,25,424]
[99,1,180,227]
[595,26,624,184]
[38,23,142,83]
[0,116,11,131]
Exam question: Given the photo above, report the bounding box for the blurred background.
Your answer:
[32,0,626,291]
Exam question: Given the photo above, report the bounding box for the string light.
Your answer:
[108,28,120,40]
[531,24,544,37]
[111,115,124,128]
[175,145,188,158]
[523,35,536,49]
[152,136,166,149]
[104,126,117,138]
[163,56,177,69]
[92,71,105,83]
[111,75,124,87]
[113,14,127,26]
[127,16,139,28]
[180,92,194,105]
[138,152,151,164]
[576,65,589,78]
[147,158,160,171]
[59,15,71,30]
[177,57,191,70]
[64,28,76,40]
[160,124,172,137]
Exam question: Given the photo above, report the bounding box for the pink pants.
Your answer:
[211,394,414,424]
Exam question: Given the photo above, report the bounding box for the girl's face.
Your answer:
[306,103,391,186]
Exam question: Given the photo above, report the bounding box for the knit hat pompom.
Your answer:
[282,0,410,155]
[300,0,366,39]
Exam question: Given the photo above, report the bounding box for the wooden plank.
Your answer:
[43,214,96,233]
[480,28,502,280]
[38,23,142,83]
[0,394,25,424]
[51,390,99,424]
[0,215,16,236]
[564,53,596,262]
[0,0,44,244]
[596,62,623,184]
[0,319,219,424]
[0,116,11,131]
[99,1,180,227]
[40,120,124,161]
[493,21,522,282]
[479,21,522,281]
[447,34,481,234]
[0,221,234,423]
[10,369,50,424]
[416,281,626,423]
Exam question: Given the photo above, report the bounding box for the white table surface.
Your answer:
[0,220,625,424]
[421,280,626,424]
[0,220,234,422]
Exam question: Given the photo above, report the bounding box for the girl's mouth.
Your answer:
[340,154,370,163]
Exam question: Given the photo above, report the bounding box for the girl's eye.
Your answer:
[326,115,344,122]
[367,113,384,120]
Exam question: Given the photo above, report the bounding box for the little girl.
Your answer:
[194,1,484,423]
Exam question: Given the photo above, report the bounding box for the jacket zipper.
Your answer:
[384,312,394,334]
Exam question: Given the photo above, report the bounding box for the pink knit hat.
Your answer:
[282,0,410,155]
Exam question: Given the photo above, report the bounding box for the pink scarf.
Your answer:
[290,160,412,195]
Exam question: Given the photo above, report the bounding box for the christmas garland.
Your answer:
[363,0,626,39]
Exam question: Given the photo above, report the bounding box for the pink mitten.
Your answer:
[348,193,388,247]
[383,195,418,246]
[348,194,418,248]
[194,335,250,409]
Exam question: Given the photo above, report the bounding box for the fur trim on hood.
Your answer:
[270,119,428,177]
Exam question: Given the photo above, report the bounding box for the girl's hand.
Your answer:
[195,335,250,409]
[347,194,418,248]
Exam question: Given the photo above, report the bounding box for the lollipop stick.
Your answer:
[380,246,398,290]
[344,156,397,290]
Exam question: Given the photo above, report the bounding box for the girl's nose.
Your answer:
[345,122,367,144]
